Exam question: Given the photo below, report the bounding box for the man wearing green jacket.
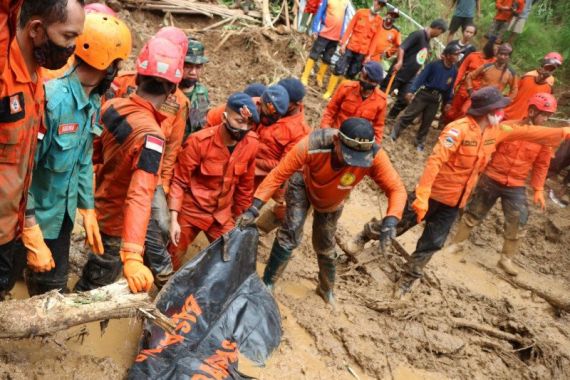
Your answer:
[182,39,210,138]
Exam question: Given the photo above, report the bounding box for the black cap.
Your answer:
[443,43,462,56]
[338,118,380,168]
[430,19,448,32]
[467,86,511,116]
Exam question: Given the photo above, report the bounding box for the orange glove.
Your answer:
[412,187,431,224]
[78,209,104,255]
[121,250,154,293]
[21,224,55,272]
[533,189,546,211]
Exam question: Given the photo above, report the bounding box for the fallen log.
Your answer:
[451,317,531,346]
[121,0,262,21]
[0,280,175,339]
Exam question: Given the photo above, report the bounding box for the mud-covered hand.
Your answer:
[236,198,265,229]
[533,189,546,211]
[412,187,431,224]
[379,216,399,252]
[22,224,55,272]
[121,251,154,293]
[78,208,104,255]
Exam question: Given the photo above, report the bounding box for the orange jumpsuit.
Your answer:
[321,81,387,143]
[168,124,258,267]
[106,72,189,191]
[0,0,21,83]
[504,73,552,121]
[446,52,495,122]
[0,38,45,245]
[367,24,401,62]
[340,9,382,55]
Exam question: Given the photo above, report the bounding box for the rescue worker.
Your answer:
[450,93,559,276]
[237,118,408,305]
[445,37,496,122]
[465,43,517,104]
[182,38,210,138]
[321,61,387,143]
[390,43,460,151]
[300,0,323,33]
[300,0,350,87]
[323,0,384,100]
[381,19,448,120]
[487,0,524,43]
[168,93,259,269]
[365,8,401,63]
[25,13,131,295]
[447,0,480,44]
[388,87,569,298]
[0,0,84,300]
[105,26,189,287]
[447,23,477,65]
[74,36,185,293]
[504,52,562,120]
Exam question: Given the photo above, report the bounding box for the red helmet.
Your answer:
[543,52,563,66]
[136,37,183,84]
[155,27,188,59]
[528,93,557,113]
[85,3,117,16]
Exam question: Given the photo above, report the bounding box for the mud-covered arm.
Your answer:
[368,150,407,219]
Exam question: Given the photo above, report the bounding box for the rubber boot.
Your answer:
[316,63,329,87]
[263,240,293,292]
[498,239,520,276]
[301,58,315,86]
[323,74,341,100]
[316,254,336,306]
[446,218,474,255]
[340,230,369,256]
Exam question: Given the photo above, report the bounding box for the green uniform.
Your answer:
[184,82,210,139]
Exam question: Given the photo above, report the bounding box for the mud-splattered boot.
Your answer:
[316,254,336,306]
[498,239,520,276]
[263,240,293,293]
[315,63,329,87]
[300,58,315,86]
[392,273,417,300]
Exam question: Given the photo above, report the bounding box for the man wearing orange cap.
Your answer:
[504,52,562,120]
[365,8,401,63]
[75,36,185,294]
[0,0,84,300]
[450,93,559,276]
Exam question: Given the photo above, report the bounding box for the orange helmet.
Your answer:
[528,93,557,113]
[75,13,132,70]
[136,37,183,84]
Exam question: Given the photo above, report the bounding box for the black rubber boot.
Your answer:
[262,240,293,292]
[316,254,336,305]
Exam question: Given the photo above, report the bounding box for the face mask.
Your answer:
[487,109,505,126]
[95,64,119,96]
[34,27,75,70]
[260,112,279,126]
[360,80,377,91]
[180,78,198,89]
[224,121,250,141]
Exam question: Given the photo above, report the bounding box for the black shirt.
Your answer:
[449,39,477,65]
[397,29,430,82]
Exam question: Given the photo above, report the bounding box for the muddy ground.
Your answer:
[1,7,570,380]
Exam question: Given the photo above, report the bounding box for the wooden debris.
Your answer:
[451,317,531,346]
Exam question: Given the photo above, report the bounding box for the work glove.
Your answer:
[379,216,399,253]
[235,199,265,229]
[121,250,154,293]
[22,224,55,272]
[533,189,546,211]
[78,209,104,255]
[412,187,431,224]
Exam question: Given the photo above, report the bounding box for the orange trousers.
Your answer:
[445,86,471,123]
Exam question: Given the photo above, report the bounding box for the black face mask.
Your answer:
[360,80,377,91]
[260,112,280,126]
[180,78,198,89]
[94,64,119,96]
[224,121,250,141]
[34,28,75,70]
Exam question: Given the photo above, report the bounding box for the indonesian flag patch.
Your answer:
[145,135,165,153]
[58,123,79,135]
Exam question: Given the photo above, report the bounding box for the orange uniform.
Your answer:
[106,72,189,191]
[0,39,45,244]
[367,24,401,62]
[254,129,407,216]
[446,52,495,122]
[0,0,21,81]
[168,124,258,263]
[321,81,387,143]
[485,138,552,191]
[416,117,567,209]
[495,0,525,21]
[466,63,518,99]
[504,73,552,121]
[340,9,382,55]
[95,94,166,250]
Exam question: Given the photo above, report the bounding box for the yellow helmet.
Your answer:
[75,13,132,70]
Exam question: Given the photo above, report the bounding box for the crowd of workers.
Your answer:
[0,0,568,309]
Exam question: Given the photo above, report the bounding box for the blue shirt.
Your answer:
[520,0,533,19]
[410,60,458,104]
[28,71,102,239]
[454,0,477,18]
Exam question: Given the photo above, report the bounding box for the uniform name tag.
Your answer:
[9,95,22,114]
[145,135,165,153]
[58,123,79,135]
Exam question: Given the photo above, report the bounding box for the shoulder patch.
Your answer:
[447,128,460,137]
[137,134,165,174]
[160,94,181,115]
[0,93,25,123]
[443,135,456,148]
[102,104,133,144]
